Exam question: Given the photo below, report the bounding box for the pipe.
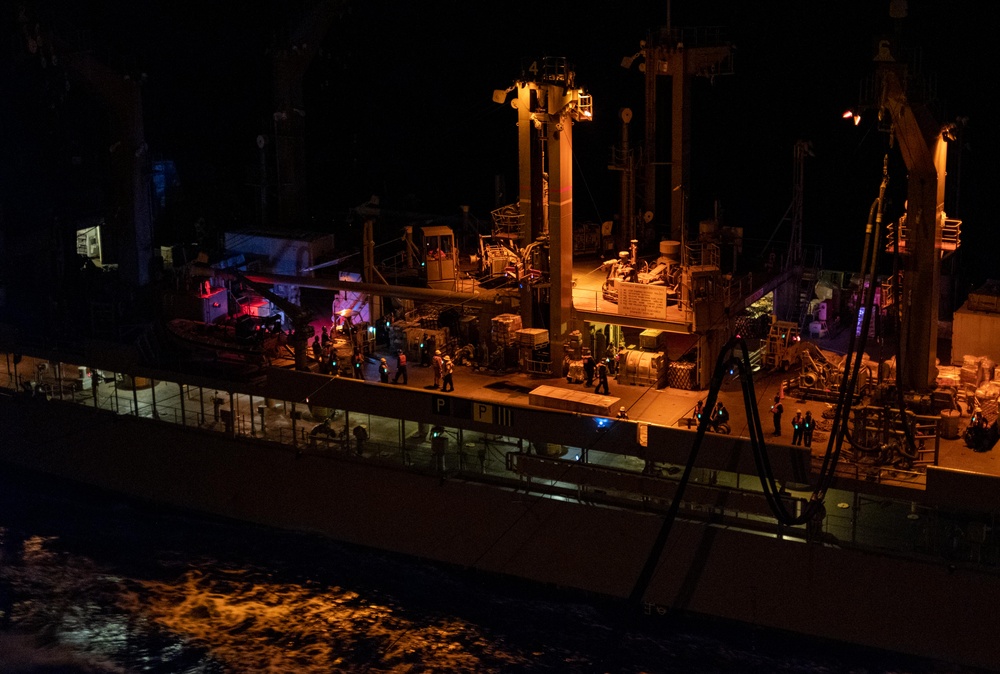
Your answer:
[221,271,494,306]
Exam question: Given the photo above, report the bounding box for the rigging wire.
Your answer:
[889,190,920,459]
[567,132,606,228]
[630,158,900,601]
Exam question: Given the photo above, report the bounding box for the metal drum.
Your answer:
[939,409,961,439]
[659,240,681,263]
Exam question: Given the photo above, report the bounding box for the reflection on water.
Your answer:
[120,568,530,672]
[0,467,976,673]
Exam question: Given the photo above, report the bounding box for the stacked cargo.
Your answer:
[935,364,961,389]
[418,310,440,330]
[975,362,1000,422]
[619,348,667,387]
[491,313,523,346]
[388,320,414,356]
[403,326,449,360]
[561,329,585,380]
[976,394,999,424]
[983,358,997,382]
[528,385,618,416]
[516,328,549,349]
[961,355,983,389]
[967,280,1000,313]
[639,329,667,351]
[516,328,550,373]
[564,329,584,360]
[958,354,1000,422]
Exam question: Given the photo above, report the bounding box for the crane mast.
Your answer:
[497,58,592,363]
[875,37,952,392]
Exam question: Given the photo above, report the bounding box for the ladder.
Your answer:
[796,268,817,328]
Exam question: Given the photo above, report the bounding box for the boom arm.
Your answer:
[219,267,315,371]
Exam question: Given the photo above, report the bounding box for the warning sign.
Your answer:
[618,282,668,320]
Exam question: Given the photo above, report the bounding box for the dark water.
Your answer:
[0,467,983,674]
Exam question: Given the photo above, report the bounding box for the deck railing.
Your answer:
[2,351,998,571]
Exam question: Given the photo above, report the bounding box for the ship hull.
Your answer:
[2,393,997,670]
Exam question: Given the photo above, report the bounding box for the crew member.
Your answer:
[770,395,784,437]
[441,354,455,392]
[803,411,815,447]
[711,401,729,431]
[392,349,408,384]
[352,348,365,380]
[594,359,610,395]
[583,351,596,387]
[432,350,444,388]
[791,410,804,445]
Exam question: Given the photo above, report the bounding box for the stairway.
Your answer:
[796,268,818,328]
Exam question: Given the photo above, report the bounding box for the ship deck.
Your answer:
[4,262,997,491]
[266,315,1000,486]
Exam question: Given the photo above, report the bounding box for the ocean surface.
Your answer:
[0,467,983,674]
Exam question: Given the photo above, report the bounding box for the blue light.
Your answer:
[595,417,611,429]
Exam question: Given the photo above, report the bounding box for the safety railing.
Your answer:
[4,351,999,571]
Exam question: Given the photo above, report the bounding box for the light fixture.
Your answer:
[492,86,515,104]
[842,110,861,126]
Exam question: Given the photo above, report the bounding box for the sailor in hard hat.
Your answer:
[441,354,454,392]
[432,349,444,388]
[617,406,629,420]
[378,357,390,383]
[791,409,804,445]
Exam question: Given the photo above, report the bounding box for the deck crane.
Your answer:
[871,32,960,392]
[216,268,315,371]
[494,57,593,365]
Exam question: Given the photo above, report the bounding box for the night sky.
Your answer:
[1,1,995,287]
